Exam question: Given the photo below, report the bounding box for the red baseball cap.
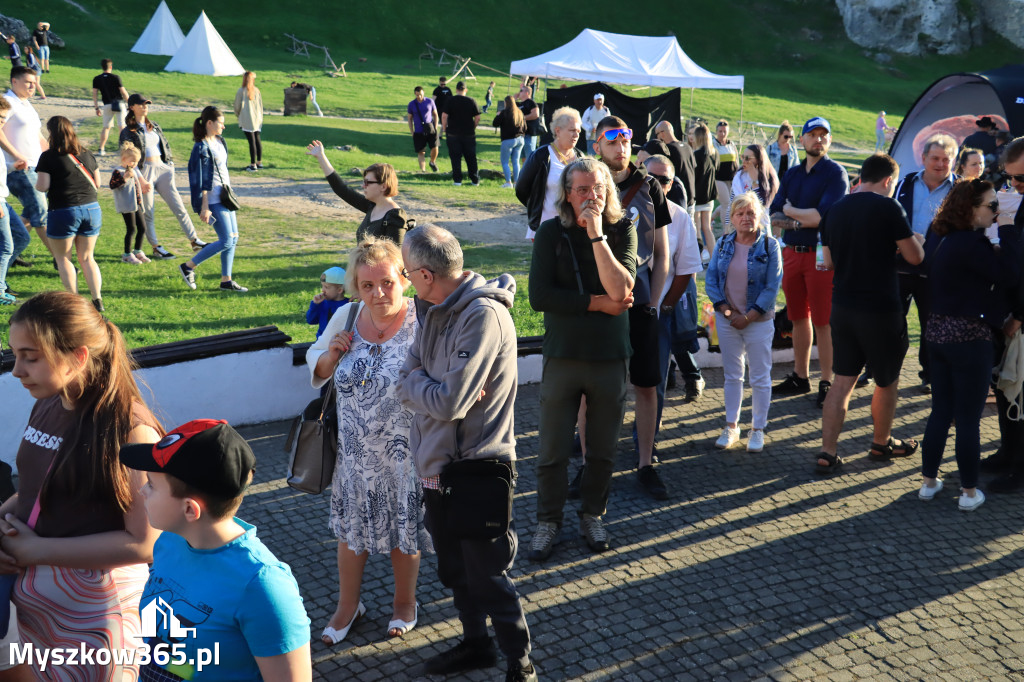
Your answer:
[120,419,256,499]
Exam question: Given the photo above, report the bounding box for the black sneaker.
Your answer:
[774,372,811,395]
[684,377,705,402]
[179,263,196,290]
[989,472,1024,494]
[567,465,584,499]
[152,245,176,260]
[506,661,539,682]
[423,637,498,675]
[856,371,871,388]
[637,465,668,501]
[817,380,831,408]
[11,258,31,267]
[219,280,249,292]
[429,160,438,172]
[919,381,931,395]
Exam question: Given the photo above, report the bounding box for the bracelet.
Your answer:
[590,235,607,243]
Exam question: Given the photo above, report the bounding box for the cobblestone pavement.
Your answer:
[238,356,1024,681]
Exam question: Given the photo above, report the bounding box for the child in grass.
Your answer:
[306,266,348,340]
[110,141,152,264]
[120,419,312,681]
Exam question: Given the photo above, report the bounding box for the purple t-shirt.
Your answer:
[407,98,438,134]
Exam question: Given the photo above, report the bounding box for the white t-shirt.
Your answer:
[208,139,230,205]
[0,152,8,199]
[144,127,160,161]
[2,91,42,167]
[659,200,703,306]
[529,145,568,240]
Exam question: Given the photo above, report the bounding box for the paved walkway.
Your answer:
[238,356,1024,681]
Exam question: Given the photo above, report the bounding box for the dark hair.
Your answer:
[1001,137,1024,167]
[10,292,164,513]
[745,144,779,206]
[100,58,112,70]
[46,116,84,155]
[931,178,993,236]
[9,65,35,82]
[364,162,398,197]
[124,103,153,131]
[166,471,248,520]
[954,147,983,176]
[595,115,628,137]
[859,153,900,184]
[192,105,222,142]
[456,81,466,91]
[414,85,423,94]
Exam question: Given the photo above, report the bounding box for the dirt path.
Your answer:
[36,96,531,247]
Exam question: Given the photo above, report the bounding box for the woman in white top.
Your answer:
[234,71,264,172]
[514,106,585,240]
[729,144,779,230]
[181,106,247,292]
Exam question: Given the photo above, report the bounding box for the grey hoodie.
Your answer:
[398,272,518,478]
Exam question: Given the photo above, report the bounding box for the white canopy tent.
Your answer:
[509,29,745,118]
[164,11,244,76]
[131,0,185,56]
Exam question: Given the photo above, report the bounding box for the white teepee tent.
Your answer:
[131,1,185,56]
[164,11,244,76]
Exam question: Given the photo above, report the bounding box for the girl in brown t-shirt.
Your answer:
[5,291,163,682]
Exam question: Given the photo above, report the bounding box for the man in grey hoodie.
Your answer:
[398,225,537,682]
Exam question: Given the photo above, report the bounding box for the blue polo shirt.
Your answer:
[770,155,849,248]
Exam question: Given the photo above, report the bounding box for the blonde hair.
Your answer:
[345,237,407,293]
[118,141,141,164]
[694,122,715,158]
[730,191,765,230]
[557,158,624,228]
[550,106,581,132]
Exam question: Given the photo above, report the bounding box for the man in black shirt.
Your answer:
[961,116,998,158]
[816,153,923,475]
[30,22,50,73]
[654,121,697,220]
[432,76,452,117]
[516,87,540,164]
[441,81,481,186]
[91,59,130,156]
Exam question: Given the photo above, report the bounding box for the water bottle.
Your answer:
[815,233,827,271]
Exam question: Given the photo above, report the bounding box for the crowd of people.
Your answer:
[6,53,1024,680]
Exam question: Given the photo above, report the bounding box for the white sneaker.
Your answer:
[121,252,141,265]
[747,429,765,452]
[501,182,513,188]
[919,479,943,500]
[959,489,986,512]
[98,149,107,157]
[701,248,711,265]
[715,426,741,449]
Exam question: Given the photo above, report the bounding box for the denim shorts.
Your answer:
[46,202,102,239]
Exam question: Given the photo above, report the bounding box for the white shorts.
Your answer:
[694,201,714,213]
[102,102,127,130]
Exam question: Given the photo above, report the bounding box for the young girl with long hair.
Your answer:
[233,71,264,171]
[493,95,527,187]
[692,122,719,262]
[3,291,163,681]
[729,144,779,229]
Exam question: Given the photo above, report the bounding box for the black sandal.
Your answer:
[815,452,844,475]
[868,437,919,461]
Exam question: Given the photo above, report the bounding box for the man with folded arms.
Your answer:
[770,116,849,408]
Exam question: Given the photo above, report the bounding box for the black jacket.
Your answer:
[515,145,584,232]
[119,120,174,170]
[894,170,958,275]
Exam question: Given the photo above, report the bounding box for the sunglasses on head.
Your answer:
[600,128,633,141]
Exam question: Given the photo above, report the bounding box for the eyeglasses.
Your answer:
[600,128,633,142]
[742,155,756,162]
[362,179,381,187]
[1006,173,1024,183]
[401,265,435,279]
[650,174,673,186]
[782,135,793,140]
[985,200,1000,212]
[570,185,606,197]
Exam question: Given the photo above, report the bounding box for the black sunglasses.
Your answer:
[651,173,673,185]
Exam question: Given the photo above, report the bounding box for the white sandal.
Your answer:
[321,601,365,645]
[386,602,418,638]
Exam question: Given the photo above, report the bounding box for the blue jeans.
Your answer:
[192,204,238,277]
[0,205,12,291]
[500,137,525,183]
[6,169,46,228]
[522,136,538,164]
[38,46,50,61]
[922,338,992,489]
[7,204,30,261]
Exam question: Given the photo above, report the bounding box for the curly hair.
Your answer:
[930,178,993,236]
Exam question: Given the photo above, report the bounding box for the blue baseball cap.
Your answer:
[802,117,831,136]
[321,266,346,285]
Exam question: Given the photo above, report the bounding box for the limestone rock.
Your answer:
[979,0,1024,50]
[834,0,981,55]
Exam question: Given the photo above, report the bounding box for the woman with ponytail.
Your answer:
[233,71,264,171]
[182,106,248,292]
[3,291,163,681]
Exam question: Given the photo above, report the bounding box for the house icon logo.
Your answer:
[139,597,198,639]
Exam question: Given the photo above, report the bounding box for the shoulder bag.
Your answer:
[285,303,360,494]
[68,153,99,189]
[439,446,516,540]
[211,140,241,211]
[416,100,437,137]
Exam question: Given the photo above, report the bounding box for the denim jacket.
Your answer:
[187,136,226,214]
[705,230,783,315]
[766,141,799,176]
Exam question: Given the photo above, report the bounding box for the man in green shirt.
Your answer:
[527,157,637,562]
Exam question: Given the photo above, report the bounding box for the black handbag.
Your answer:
[110,99,122,112]
[439,458,515,540]
[285,303,360,493]
[211,139,241,211]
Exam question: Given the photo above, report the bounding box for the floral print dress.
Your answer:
[328,302,431,555]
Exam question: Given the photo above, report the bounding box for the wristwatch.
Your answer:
[590,235,607,243]
[661,304,674,313]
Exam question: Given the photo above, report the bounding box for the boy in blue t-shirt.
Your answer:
[306,266,348,339]
[120,420,311,681]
